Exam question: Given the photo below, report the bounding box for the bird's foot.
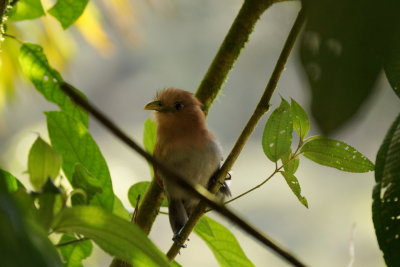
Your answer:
[172,234,188,248]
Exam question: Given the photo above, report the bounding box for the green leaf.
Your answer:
[58,234,93,267]
[291,98,310,140]
[19,43,88,125]
[8,0,45,21]
[143,118,157,177]
[36,179,62,231]
[194,216,254,267]
[0,178,63,267]
[143,118,157,155]
[262,99,293,162]
[280,171,308,208]
[71,164,103,206]
[48,0,89,29]
[52,206,170,267]
[300,136,374,173]
[281,150,299,175]
[46,111,114,211]
[0,169,25,192]
[112,196,130,220]
[372,113,400,266]
[28,137,62,191]
[300,0,383,133]
[128,181,167,209]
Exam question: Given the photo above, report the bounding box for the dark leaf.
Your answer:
[373,113,400,267]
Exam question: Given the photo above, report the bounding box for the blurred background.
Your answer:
[1,0,398,266]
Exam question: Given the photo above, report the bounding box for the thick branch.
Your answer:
[167,7,306,264]
[59,82,306,267]
[195,0,273,113]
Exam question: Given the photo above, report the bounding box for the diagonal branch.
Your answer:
[60,81,306,267]
[167,6,306,264]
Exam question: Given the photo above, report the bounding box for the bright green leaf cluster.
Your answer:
[262,98,374,207]
[8,0,44,21]
[58,234,93,267]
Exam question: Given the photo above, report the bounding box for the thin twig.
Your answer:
[167,7,306,264]
[59,82,306,267]
[56,237,90,247]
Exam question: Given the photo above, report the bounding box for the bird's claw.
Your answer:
[172,234,188,248]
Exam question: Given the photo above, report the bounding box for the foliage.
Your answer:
[0,0,399,266]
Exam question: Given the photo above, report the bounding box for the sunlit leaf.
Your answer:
[52,206,170,267]
[300,136,374,172]
[58,234,93,267]
[194,216,254,267]
[373,113,400,266]
[28,137,62,191]
[291,98,310,140]
[46,111,114,211]
[75,3,114,56]
[0,169,25,192]
[280,171,308,208]
[48,0,89,29]
[9,0,45,21]
[262,99,293,162]
[128,181,167,209]
[281,150,299,175]
[19,43,88,125]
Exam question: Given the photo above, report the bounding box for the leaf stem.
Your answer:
[55,237,89,247]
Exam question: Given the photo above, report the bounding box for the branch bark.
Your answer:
[166,7,306,264]
[195,0,273,114]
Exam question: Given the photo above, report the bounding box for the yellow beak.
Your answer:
[144,100,163,111]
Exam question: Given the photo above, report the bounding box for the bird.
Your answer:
[144,88,230,237]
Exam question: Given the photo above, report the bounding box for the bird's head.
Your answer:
[144,88,207,137]
[144,88,202,113]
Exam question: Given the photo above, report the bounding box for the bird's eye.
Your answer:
[174,102,184,111]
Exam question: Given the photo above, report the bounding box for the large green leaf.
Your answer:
[52,206,170,267]
[300,136,374,173]
[194,216,254,267]
[8,0,44,21]
[0,179,62,267]
[58,234,93,267]
[19,43,88,125]
[281,149,299,175]
[46,111,114,211]
[48,0,89,29]
[300,0,383,133]
[128,181,167,208]
[0,169,25,192]
[280,171,308,208]
[291,98,310,140]
[28,137,62,191]
[262,99,293,162]
[373,113,400,267]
